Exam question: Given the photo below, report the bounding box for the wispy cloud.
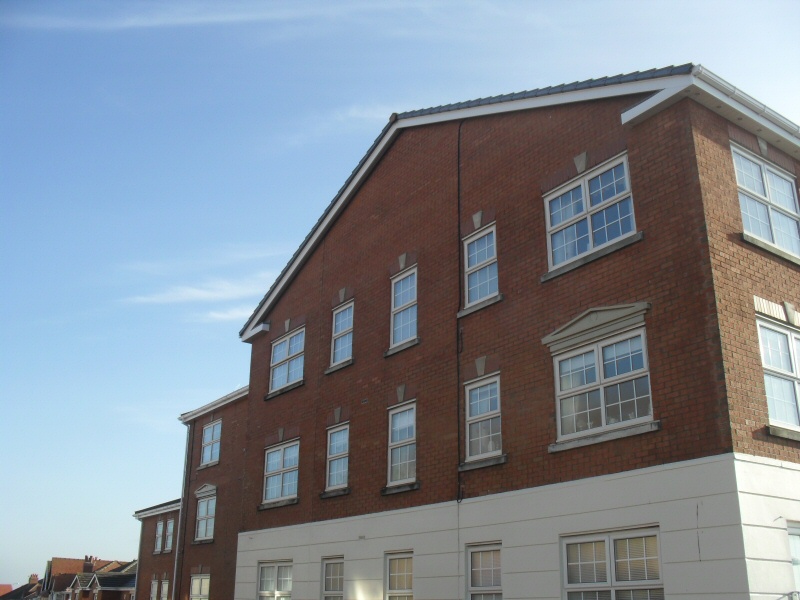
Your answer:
[1,1,411,31]
[194,306,256,323]
[125,272,274,304]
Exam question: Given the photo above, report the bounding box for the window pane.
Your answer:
[559,351,596,391]
[591,197,633,246]
[615,536,659,581]
[329,429,348,455]
[266,474,282,499]
[334,306,353,334]
[271,362,288,390]
[324,562,343,592]
[467,231,496,268]
[733,152,765,195]
[602,335,644,378]
[568,592,612,600]
[393,305,417,344]
[391,408,415,442]
[394,273,416,308]
[332,331,353,363]
[560,390,602,434]
[328,456,348,487]
[589,163,627,206]
[388,557,412,590]
[771,209,800,255]
[767,171,799,213]
[276,566,292,591]
[282,470,298,496]
[467,262,498,303]
[283,444,299,468]
[739,193,773,242]
[471,549,501,587]
[566,541,606,584]
[259,566,275,591]
[266,449,282,473]
[760,327,793,372]
[550,186,584,227]
[605,375,651,425]
[551,219,590,265]
[287,355,304,383]
[764,374,800,426]
[469,381,499,417]
[390,443,416,481]
[288,330,304,355]
[469,416,501,456]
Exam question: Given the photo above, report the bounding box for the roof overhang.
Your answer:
[133,499,181,520]
[239,65,799,342]
[178,385,248,424]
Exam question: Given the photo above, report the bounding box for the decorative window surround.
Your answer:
[463,224,499,308]
[733,146,800,260]
[270,328,305,393]
[194,484,216,541]
[543,304,656,445]
[544,153,638,271]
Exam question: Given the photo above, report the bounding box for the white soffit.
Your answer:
[178,385,249,423]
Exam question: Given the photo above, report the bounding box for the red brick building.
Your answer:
[139,64,800,599]
[134,501,179,600]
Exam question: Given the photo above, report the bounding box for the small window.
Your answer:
[388,404,416,486]
[555,328,652,440]
[326,425,349,490]
[789,524,800,591]
[465,376,502,460]
[331,302,354,366]
[270,328,305,392]
[322,559,343,600]
[189,575,210,600]
[201,420,222,465]
[149,581,158,600]
[154,521,164,552]
[757,320,800,428]
[264,441,300,502]
[464,225,499,307]
[562,529,662,599]
[545,155,636,269]
[164,519,174,552]
[391,268,418,347]
[159,581,168,600]
[195,496,215,540]
[733,148,800,257]
[258,562,292,600]
[386,554,413,600]
[468,546,501,600]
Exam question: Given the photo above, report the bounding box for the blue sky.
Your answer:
[1,0,798,586]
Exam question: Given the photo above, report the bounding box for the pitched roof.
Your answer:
[0,582,36,600]
[238,64,800,343]
[90,572,137,589]
[133,498,181,520]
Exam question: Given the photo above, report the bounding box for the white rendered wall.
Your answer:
[235,453,800,600]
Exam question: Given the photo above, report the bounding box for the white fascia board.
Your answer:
[239,124,404,341]
[133,500,181,520]
[178,385,248,424]
[622,67,800,156]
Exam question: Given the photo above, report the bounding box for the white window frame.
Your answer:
[149,581,158,600]
[385,553,413,600]
[322,558,344,600]
[390,267,418,347]
[257,562,292,600]
[733,146,800,258]
[331,301,354,366]
[189,575,209,600]
[468,545,502,600]
[164,518,174,552]
[465,375,502,461]
[554,327,652,441]
[159,581,168,600]
[270,328,305,392]
[789,523,800,592]
[195,496,215,540]
[757,319,800,430]
[545,154,636,270]
[201,420,222,465]
[263,440,300,502]
[326,424,349,491]
[562,528,662,599]
[387,403,416,486]
[463,224,499,307]
[154,521,164,552]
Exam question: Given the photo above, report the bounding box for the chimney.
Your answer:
[28,574,38,584]
[83,556,94,573]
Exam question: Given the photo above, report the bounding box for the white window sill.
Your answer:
[320,487,350,499]
[549,420,661,453]
[741,232,800,267]
[384,337,420,357]
[264,379,304,400]
[457,293,503,318]
[459,453,508,472]
[381,481,420,495]
[541,231,644,282]
[258,497,299,510]
[767,423,800,442]
[324,358,354,375]
[197,460,219,471]
[192,538,214,545]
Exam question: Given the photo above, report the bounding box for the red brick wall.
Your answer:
[135,509,178,600]
[238,94,797,537]
[690,101,800,461]
[173,394,248,600]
